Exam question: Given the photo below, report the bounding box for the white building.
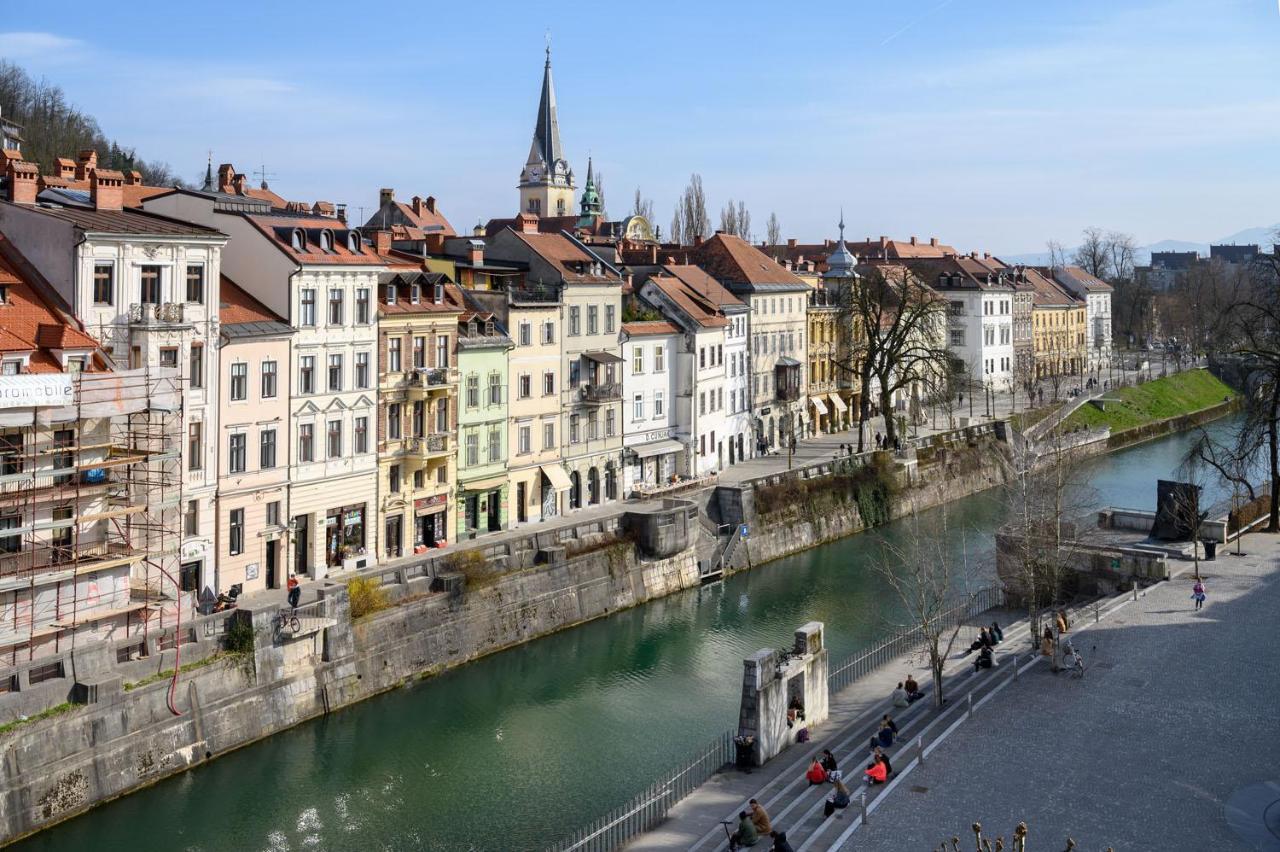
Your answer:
[145,187,386,579]
[920,255,1016,392]
[1051,265,1113,370]
[620,322,681,493]
[2,167,227,596]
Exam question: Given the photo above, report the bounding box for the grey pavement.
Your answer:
[841,532,1280,852]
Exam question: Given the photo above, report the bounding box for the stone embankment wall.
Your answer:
[1105,397,1240,451]
[0,541,699,845]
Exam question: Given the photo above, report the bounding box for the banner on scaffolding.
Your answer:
[0,375,74,409]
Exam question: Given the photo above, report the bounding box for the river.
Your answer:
[12,418,1248,851]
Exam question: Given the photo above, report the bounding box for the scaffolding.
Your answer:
[0,366,183,668]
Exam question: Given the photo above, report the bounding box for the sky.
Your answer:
[2,0,1278,254]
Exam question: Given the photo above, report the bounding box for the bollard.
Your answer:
[1133,585,1138,602]
[917,736,925,766]
[860,791,869,824]
[967,691,974,718]
[1095,602,1100,623]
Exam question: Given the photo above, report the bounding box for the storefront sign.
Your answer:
[245,562,259,581]
[414,494,447,513]
[0,375,74,409]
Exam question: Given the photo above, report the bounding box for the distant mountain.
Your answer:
[1001,224,1277,268]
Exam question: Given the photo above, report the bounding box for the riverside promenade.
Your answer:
[626,531,1280,852]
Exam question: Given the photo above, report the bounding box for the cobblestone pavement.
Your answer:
[842,534,1280,852]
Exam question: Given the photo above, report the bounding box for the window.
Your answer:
[328,354,343,391]
[543,422,555,450]
[413,336,425,369]
[1,360,19,376]
[140,266,161,304]
[465,433,479,466]
[414,470,424,489]
[519,322,532,346]
[654,391,664,417]
[605,304,616,333]
[184,499,199,536]
[699,347,706,369]
[355,417,368,453]
[569,306,581,336]
[633,346,644,374]
[260,428,277,469]
[327,420,342,458]
[519,425,531,454]
[654,345,665,372]
[385,284,397,305]
[588,305,598,334]
[435,335,449,367]
[606,409,616,437]
[229,508,245,555]
[186,265,204,304]
[488,373,502,406]
[717,344,723,365]
[356,288,371,324]
[160,347,178,368]
[328,288,344,325]
[188,422,202,471]
[588,412,599,440]
[950,330,964,346]
[466,374,479,408]
[543,372,555,396]
[230,362,247,400]
[388,338,401,372]
[300,356,315,394]
[355,352,370,388]
[542,321,555,344]
[569,361,581,387]
[388,404,402,439]
[93,264,114,305]
[569,414,580,443]
[633,393,644,420]
[435,399,448,433]
[189,344,203,389]
[518,373,532,399]
[488,428,501,462]
[0,512,20,554]
[229,433,246,473]
[299,423,314,462]
[261,360,278,398]
[301,289,316,326]
[389,464,401,494]
[412,401,425,437]
[699,392,706,415]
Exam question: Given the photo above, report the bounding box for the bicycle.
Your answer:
[275,608,301,637]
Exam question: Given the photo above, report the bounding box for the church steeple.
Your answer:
[519,44,575,218]
[201,153,213,192]
[578,156,602,223]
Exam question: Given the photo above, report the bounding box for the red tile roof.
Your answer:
[659,264,745,311]
[508,230,621,284]
[244,214,386,266]
[219,275,287,325]
[644,273,732,329]
[622,320,680,336]
[394,198,455,237]
[0,235,105,373]
[690,233,807,290]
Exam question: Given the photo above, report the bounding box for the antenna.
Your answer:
[254,163,276,190]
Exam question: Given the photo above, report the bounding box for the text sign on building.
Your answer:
[0,375,74,409]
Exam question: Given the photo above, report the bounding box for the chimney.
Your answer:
[6,160,39,204]
[217,164,235,193]
[335,203,347,223]
[411,195,424,217]
[517,212,539,234]
[379,188,394,207]
[693,234,704,247]
[374,230,391,255]
[649,244,658,264]
[787,238,797,248]
[930,237,939,247]
[75,149,98,181]
[426,195,436,214]
[54,157,76,180]
[232,173,247,195]
[468,241,484,265]
[879,236,888,247]
[910,236,918,245]
[424,233,445,254]
[90,169,125,211]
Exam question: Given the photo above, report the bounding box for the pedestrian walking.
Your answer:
[1192,579,1206,610]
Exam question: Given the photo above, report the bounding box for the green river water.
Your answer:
[12,419,1248,851]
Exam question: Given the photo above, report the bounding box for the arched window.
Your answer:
[291,229,305,250]
[604,464,617,501]
[587,467,600,504]
[347,232,361,253]
[319,230,333,251]
[569,471,581,509]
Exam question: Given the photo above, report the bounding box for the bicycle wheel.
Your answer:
[289,616,301,632]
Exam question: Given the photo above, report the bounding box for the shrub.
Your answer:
[442,549,493,590]
[224,617,256,655]
[347,577,390,620]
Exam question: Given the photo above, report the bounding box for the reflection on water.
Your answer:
[14,417,1245,851]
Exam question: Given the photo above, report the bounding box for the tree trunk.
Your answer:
[930,647,945,709]
[879,384,896,446]
[1270,382,1280,532]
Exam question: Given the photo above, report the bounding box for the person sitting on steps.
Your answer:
[823,778,852,817]
[819,749,839,781]
[864,759,887,785]
[869,715,897,750]
[769,830,795,852]
[727,810,759,850]
[989,620,1004,643]
[805,756,828,786]
[748,799,771,836]
[871,746,893,777]
[786,696,805,728]
[904,675,924,703]
[891,681,909,708]
[973,644,994,672]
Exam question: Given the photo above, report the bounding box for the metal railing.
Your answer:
[548,584,1005,851]
[579,383,621,403]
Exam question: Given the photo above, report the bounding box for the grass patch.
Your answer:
[122,652,227,691]
[441,549,494,591]
[0,701,76,736]
[1062,369,1236,433]
[347,576,391,619]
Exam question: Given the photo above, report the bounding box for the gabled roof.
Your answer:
[622,320,680,337]
[1024,268,1081,308]
[0,236,106,372]
[378,270,463,316]
[903,254,1015,292]
[1051,265,1113,294]
[506,229,621,285]
[15,197,225,238]
[644,272,733,329]
[242,213,385,266]
[220,275,293,337]
[690,233,808,292]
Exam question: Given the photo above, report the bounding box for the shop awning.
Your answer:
[458,474,508,493]
[583,350,623,365]
[828,393,849,413]
[775,356,802,367]
[632,438,684,459]
[540,463,573,491]
[809,395,829,416]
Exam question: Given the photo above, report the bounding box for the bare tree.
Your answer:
[1169,459,1210,580]
[630,187,655,223]
[1045,239,1067,271]
[766,212,782,248]
[874,506,975,710]
[1072,227,1110,280]
[719,199,752,239]
[669,173,710,245]
[1105,230,1137,283]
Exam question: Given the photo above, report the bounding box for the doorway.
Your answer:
[265,539,278,589]
[516,481,527,524]
[293,515,309,574]
[486,490,500,532]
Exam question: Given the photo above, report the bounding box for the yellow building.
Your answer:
[376,260,461,557]
[1027,268,1086,379]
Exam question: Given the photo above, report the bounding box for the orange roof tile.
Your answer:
[622,320,680,336]
[0,236,106,372]
[691,233,807,290]
[219,275,287,325]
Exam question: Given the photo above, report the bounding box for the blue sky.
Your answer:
[2,0,1277,253]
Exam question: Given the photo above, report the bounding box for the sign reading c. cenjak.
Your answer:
[0,375,75,409]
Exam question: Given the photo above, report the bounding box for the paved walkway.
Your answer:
[840,533,1280,852]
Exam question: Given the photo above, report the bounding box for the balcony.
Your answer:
[128,302,188,326]
[579,382,621,404]
[406,367,457,395]
[775,385,801,402]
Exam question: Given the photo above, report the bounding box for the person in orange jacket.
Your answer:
[805,757,828,786]
[864,759,887,785]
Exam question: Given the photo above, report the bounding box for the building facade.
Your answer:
[453,292,513,539]
[1051,266,1113,372]
[518,49,575,218]
[620,322,681,493]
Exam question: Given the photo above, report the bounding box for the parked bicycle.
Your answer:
[275,607,301,637]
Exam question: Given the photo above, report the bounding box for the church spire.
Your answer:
[519,43,575,216]
[532,45,565,172]
[202,153,213,192]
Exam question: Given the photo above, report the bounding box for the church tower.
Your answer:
[518,47,575,218]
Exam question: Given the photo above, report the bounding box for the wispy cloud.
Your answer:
[0,31,86,61]
[881,0,956,46]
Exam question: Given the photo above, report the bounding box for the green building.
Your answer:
[453,288,514,538]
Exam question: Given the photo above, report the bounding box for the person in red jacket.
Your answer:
[864,759,887,785]
[805,757,828,786]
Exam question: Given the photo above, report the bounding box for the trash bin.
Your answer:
[734,735,755,768]
[1203,539,1217,561]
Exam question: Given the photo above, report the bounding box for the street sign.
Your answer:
[740,524,749,539]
